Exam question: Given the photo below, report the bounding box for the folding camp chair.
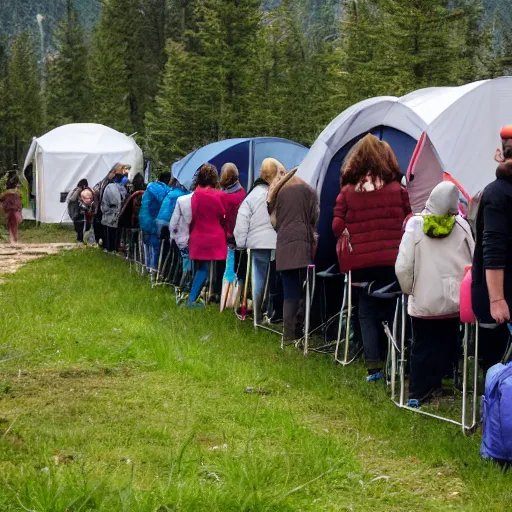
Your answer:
[385,294,480,434]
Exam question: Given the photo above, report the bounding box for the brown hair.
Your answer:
[195,163,219,189]
[220,162,239,189]
[341,134,401,187]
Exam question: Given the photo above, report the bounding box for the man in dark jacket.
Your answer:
[472,126,512,370]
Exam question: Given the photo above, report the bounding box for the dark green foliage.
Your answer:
[46,0,91,127]
[4,32,44,167]
[88,0,132,133]
[0,0,509,173]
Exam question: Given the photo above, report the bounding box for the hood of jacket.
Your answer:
[425,181,459,216]
[496,160,512,180]
[147,181,171,202]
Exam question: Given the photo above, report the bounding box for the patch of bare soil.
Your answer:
[0,243,77,279]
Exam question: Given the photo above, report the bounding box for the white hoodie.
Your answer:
[234,183,276,250]
[169,193,193,249]
[395,182,475,318]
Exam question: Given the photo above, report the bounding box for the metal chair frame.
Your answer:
[385,294,479,434]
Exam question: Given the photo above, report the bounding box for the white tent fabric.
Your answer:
[23,123,143,223]
[297,78,512,196]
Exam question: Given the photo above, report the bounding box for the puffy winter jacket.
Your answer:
[396,182,475,318]
[234,182,276,250]
[222,183,246,243]
[139,181,171,235]
[156,186,189,235]
[333,180,411,271]
[170,193,193,250]
[101,183,127,228]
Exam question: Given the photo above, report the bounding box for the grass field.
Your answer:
[8,222,76,244]
[0,248,511,511]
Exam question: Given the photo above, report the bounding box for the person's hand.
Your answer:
[490,299,510,324]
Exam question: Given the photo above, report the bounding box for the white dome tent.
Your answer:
[23,123,143,223]
[296,77,512,270]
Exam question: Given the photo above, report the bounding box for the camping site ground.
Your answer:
[0,228,511,511]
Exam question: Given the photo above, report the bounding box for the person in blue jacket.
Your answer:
[155,177,190,237]
[139,171,172,270]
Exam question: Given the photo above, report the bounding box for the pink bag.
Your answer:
[460,265,475,324]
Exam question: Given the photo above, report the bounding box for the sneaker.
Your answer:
[366,371,384,383]
[407,399,420,408]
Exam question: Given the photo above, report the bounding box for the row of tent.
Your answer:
[23,76,512,271]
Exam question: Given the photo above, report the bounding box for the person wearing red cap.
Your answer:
[472,126,512,372]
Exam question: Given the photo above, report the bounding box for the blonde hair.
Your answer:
[260,158,286,184]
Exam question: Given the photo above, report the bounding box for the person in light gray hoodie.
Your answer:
[234,158,283,323]
[396,181,474,406]
[101,172,127,253]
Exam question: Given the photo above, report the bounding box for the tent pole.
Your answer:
[247,140,255,189]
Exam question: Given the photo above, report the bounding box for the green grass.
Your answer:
[0,221,76,244]
[0,250,511,511]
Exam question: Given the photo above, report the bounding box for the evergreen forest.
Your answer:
[0,0,511,172]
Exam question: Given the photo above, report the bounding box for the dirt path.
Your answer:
[0,243,77,278]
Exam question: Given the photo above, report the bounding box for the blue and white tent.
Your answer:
[297,77,512,270]
[171,137,309,190]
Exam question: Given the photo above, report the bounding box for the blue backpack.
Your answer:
[481,362,512,462]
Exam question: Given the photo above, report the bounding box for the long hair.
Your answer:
[195,163,219,189]
[341,134,401,187]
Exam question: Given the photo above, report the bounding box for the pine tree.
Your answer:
[98,0,168,133]
[46,0,91,127]
[89,1,132,133]
[5,32,43,166]
[0,33,9,170]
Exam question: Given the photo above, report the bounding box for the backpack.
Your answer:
[481,362,512,462]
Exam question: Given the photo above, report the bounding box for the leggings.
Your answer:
[189,261,210,303]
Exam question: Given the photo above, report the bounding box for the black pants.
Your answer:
[409,317,460,399]
[105,226,120,252]
[358,289,397,372]
[479,324,510,374]
[94,216,104,245]
[267,261,283,322]
[281,268,307,341]
[73,219,87,242]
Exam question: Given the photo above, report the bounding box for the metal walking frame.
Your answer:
[333,272,364,366]
[385,294,480,434]
[301,264,316,356]
[254,254,283,336]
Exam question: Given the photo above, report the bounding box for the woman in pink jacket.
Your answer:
[187,163,227,308]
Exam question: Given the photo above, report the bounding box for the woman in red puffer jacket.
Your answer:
[332,134,411,382]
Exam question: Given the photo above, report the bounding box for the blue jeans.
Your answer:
[251,249,272,323]
[143,232,160,270]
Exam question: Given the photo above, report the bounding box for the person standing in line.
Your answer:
[101,170,128,253]
[187,164,227,308]
[332,134,411,382]
[269,168,319,343]
[234,158,282,324]
[472,126,512,373]
[139,171,172,270]
[396,182,474,406]
[67,178,89,243]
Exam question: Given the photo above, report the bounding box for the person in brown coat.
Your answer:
[269,168,320,342]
